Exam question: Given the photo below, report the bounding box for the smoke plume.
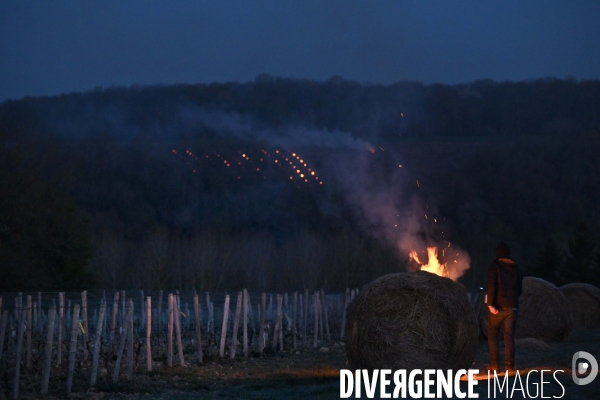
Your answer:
[186,107,472,280]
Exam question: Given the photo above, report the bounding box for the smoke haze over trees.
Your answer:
[1,76,599,292]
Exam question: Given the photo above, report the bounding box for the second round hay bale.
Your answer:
[560,283,600,328]
[345,271,479,371]
[515,337,551,351]
[479,277,573,341]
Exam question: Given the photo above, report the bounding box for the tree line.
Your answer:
[2,75,599,142]
[1,77,599,291]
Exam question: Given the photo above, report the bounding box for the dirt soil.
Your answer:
[3,329,598,399]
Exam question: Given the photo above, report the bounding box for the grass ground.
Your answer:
[3,329,598,399]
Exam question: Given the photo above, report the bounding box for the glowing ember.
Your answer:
[409,247,448,278]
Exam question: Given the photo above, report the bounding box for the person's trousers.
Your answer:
[488,308,518,367]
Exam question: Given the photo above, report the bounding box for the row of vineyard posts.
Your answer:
[0,288,360,398]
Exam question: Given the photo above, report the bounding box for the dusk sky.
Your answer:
[1,1,599,102]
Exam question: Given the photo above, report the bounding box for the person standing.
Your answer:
[486,241,523,373]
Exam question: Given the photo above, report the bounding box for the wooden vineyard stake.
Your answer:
[276,294,283,351]
[242,288,249,359]
[230,292,242,359]
[258,293,266,353]
[102,298,108,339]
[57,292,64,365]
[298,293,303,336]
[66,299,71,344]
[193,293,203,364]
[14,293,21,326]
[210,302,215,335]
[268,293,273,321]
[13,301,26,400]
[18,292,23,317]
[26,295,32,371]
[219,294,230,358]
[247,296,255,344]
[303,288,308,347]
[269,296,279,351]
[109,291,119,353]
[205,292,211,335]
[120,290,126,329]
[340,288,350,340]
[0,310,8,363]
[37,292,42,333]
[292,291,298,350]
[41,305,57,395]
[90,299,106,386]
[317,292,324,343]
[127,299,134,380]
[33,300,38,334]
[313,293,318,348]
[174,295,184,366]
[113,300,131,382]
[146,296,152,372]
[271,295,278,350]
[168,294,174,367]
[321,289,330,342]
[82,290,90,359]
[66,303,81,397]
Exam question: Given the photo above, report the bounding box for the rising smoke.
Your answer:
[39,94,472,280]
[180,106,373,150]
[187,107,471,280]
[322,148,471,280]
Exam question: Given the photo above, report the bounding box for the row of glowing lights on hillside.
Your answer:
[172,148,322,185]
[239,149,268,173]
[274,149,322,185]
[176,148,265,170]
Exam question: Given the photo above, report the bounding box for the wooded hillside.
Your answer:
[1,77,599,291]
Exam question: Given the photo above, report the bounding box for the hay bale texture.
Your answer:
[345,271,478,371]
[560,283,600,328]
[515,337,551,351]
[478,277,573,341]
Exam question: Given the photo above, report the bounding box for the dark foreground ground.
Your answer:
[5,329,598,399]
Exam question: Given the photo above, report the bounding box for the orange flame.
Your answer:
[409,247,448,278]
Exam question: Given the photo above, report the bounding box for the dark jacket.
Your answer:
[486,258,523,309]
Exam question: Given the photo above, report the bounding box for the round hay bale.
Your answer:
[345,271,478,371]
[478,277,573,341]
[560,283,600,328]
[515,337,551,351]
